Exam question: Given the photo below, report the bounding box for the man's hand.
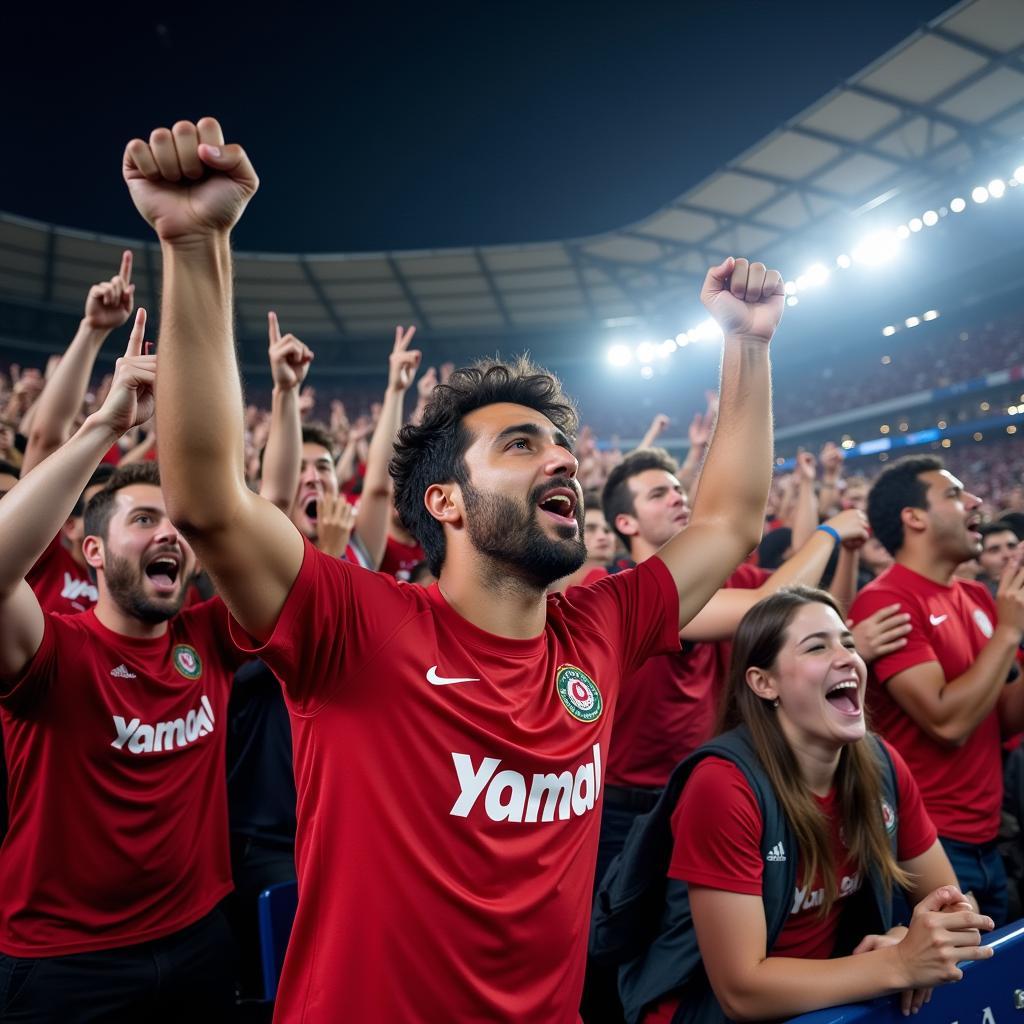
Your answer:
[84,251,135,331]
[268,312,313,391]
[417,366,438,402]
[123,118,259,246]
[91,309,155,436]
[995,549,1024,640]
[388,326,421,393]
[688,391,718,448]
[796,449,817,483]
[822,507,869,548]
[819,441,845,481]
[849,604,912,663]
[316,494,357,558]
[700,257,785,343]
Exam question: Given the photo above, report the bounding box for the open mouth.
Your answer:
[538,488,578,525]
[825,679,862,716]
[144,555,180,593]
[305,499,318,522]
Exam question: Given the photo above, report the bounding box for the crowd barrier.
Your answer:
[787,920,1024,1024]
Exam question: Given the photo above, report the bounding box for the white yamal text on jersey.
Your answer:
[111,695,216,754]
[450,743,602,823]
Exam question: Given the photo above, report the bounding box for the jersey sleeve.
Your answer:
[0,612,60,714]
[849,586,937,686]
[228,538,421,713]
[557,556,680,678]
[24,534,60,590]
[884,739,939,860]
[667,757,764,895]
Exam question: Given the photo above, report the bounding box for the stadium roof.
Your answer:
[1,0,1022,344]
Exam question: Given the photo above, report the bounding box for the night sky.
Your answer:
[5,1,954,253]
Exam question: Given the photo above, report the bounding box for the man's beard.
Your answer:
[462,478,586,589]
[104,552,186,624]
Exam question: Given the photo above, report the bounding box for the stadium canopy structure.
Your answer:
[0,0,1022,375]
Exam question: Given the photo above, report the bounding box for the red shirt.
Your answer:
[606,563,770,788]
[850,564,1004,843]
[0,599,243,956]
[644,744,935,1024]
[26,535,97,615]
[231,540,680,1023]
[379,533,425,580]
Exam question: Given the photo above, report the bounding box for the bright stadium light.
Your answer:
[950,196,966,212]
[895,224,911,240]
[922,210,938,226]
[905,316,921,328]
[1014,166,1024,185]
[922,309,939,321]
[636,341,656,364]
[640,365,654,380]
[836,254,851,269]
[989,178,1006,198]
[972,186,989,204]
[805,263,830,287]
[659,339,676,357]
[607,344,632,367]
[909,217,923,232]
[882,325,896,337]
[787,296,799,307]
[692,318,724,343]
[675,332,687,344]
[853,231,899,266]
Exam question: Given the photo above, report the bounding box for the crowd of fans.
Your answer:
[0,116,1019,1024]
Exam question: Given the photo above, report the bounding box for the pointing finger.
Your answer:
[125,308,147,358]
[268,311,281,346]
[119,250,133,286]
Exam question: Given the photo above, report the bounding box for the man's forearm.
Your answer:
[157,238,248,531]
[791,478,817,551]
[357,386,405,569]
[691,337,771,550]
[259,385,301,510]
[0,418,118,593]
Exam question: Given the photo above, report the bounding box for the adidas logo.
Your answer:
[766,842,787,863]
[110,664,137,679]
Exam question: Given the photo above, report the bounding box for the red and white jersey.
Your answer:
[26,534,97,615]
[379,533,425,580]
[232,540,679,1023]
[0,599,243,956]
[850,564,1003,843]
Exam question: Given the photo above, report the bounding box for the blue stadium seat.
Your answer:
[257,879,299,1001]
[785,919,1024,1024]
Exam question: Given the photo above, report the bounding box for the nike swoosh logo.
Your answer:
[426,666,480,686]
[930,614,948,626]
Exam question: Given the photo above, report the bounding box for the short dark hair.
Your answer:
[980,520,1019,543]
[84,461,162,546]
[601,447,679,550]
[257,422,337,479]
[389,356,578,576]
[866,455,943,556]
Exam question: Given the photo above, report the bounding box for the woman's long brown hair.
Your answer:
[717,586,911,913]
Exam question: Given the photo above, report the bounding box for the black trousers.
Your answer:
[0,907,236,1023]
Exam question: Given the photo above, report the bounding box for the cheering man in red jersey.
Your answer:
[0,312,244,1019]
[127,116,784,1023]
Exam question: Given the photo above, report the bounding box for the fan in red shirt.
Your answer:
[0,313,245,1018]
[549,491,617,593]
[849,455,1024,925]
[132,115,783,1023]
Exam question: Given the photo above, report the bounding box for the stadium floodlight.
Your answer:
[640,365,654,380]
[805,263,829,287]
[675,332,687,344]
[972,186,989,204]
[895,224,911,240]
[836,254,852,269]
[989,179,1006,199]
[853,231,899,266]
[659,339,677,357]
[922,309,939,321]
[1014,166,1024,185]
[636,341,656,364]
[692,318,724,343]
[784,280,798,295]
[950,197,966,212]
[882,325,897,337]
[909,217,923,232]
[786,296,799,307]
[607,344,633,367]
[905,316,920,328]
[922,210,938,226]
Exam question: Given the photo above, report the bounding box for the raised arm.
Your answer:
[658,258,782,629]
[258,311,313,512]
[22,252,135,476]
[124,118,304,641]
[0,312,153,681]
[355,326,421,570]
[677,391,717,495]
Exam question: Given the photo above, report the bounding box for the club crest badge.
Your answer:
[173,644,203,680]
[880,798,897,835]
[556,664,603,723]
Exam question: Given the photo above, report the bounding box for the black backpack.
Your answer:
[589,726,899,1024]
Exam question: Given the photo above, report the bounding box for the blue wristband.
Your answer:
[816,524,841,545]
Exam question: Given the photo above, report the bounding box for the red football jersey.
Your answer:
[231,540,679,1023]
[0,599,243,956]
[26,535,97,615]
[379,533,425,580]
[607,563,769,788]
[644,746,935,1024]
[850,564,1004,843]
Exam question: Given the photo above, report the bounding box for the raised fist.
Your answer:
[123,118,258,246]
[700,257,785,344]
